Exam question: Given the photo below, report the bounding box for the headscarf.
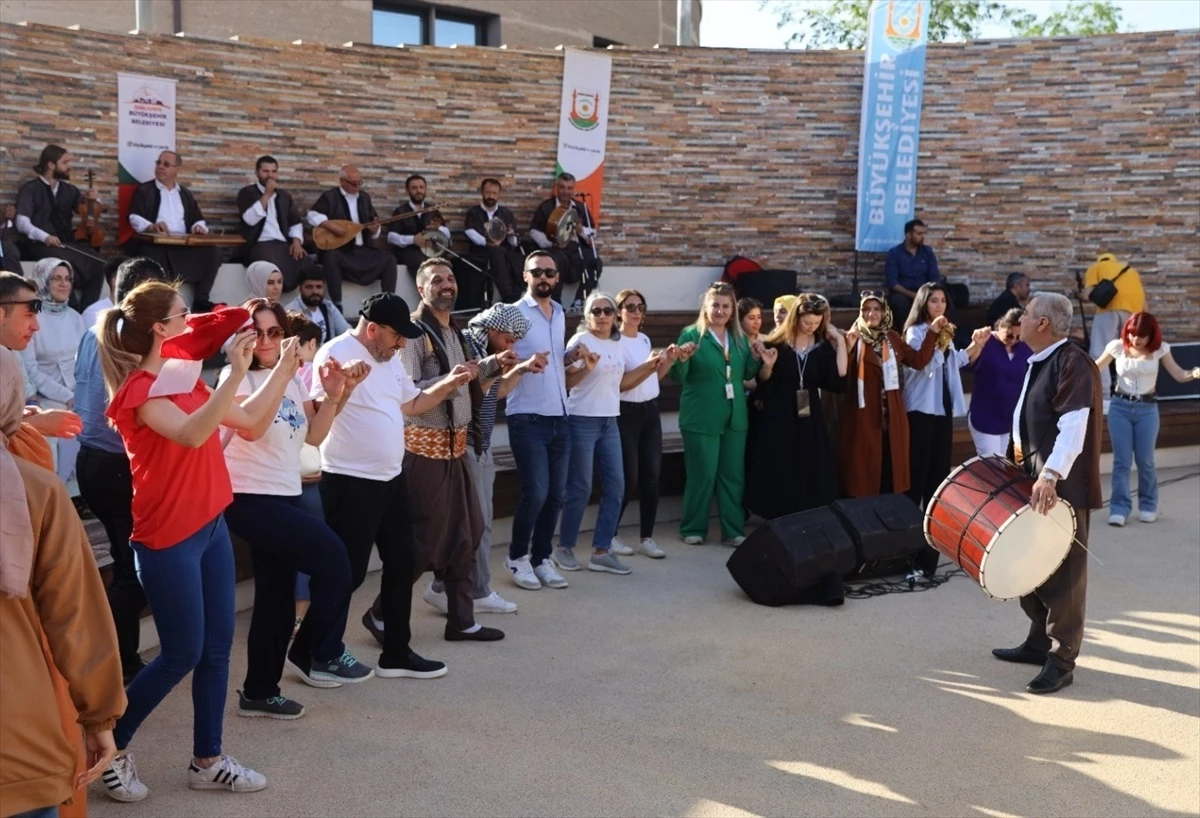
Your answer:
[773,294,797,316]
[31,257,74,313]
[851,293,893,348]
[467,302,531,350]
[0,348,34,598]
[245,261,280,300]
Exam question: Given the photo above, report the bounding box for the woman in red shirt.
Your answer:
[94,281,298,803]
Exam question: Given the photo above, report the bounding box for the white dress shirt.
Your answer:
[1012,338,1090,479]
[242,183,303,243]
[128,180,205,234]
[306,190,379,247]
[386,200,449,248]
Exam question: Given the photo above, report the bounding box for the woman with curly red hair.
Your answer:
[1095,311,1199,526]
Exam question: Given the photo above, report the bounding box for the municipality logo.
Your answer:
[883,0,925,50]
[568,89,601,132]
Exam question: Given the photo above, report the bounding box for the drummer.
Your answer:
[125,151,222,312]
[529,173,598,312]
[992,292,1103,695]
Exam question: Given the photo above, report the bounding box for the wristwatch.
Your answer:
[1039,469,1060,484]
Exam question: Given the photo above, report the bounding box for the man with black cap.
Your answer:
[298,292,472,679]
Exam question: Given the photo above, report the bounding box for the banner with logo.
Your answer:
[555,49,612,221]
[117,73,176,244]
[854,0,929,252]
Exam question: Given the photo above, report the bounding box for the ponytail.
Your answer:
[95,280,179,398]
[97,308,140,399]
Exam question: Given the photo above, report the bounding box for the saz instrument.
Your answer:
[312,204,440,252]
[546,205,580,248]
[137,232,245,247]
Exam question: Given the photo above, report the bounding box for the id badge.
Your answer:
[725,382,735,400]
[795,390,811,418]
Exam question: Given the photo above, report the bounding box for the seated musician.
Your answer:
[125,150,222,312]
[236,155,317,293]
[529,172,598,311]
[385,174,449,278]
[1,204,20,275]
[14,145,105,308]
[306,165,398,317]
[464,177,523,306]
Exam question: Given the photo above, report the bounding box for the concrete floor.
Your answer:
[91,465,1200,818]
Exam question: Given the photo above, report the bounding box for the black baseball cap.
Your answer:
[360,292,423,339]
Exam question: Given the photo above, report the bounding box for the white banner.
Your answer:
[117,72,176,243]
[556,49,612,220]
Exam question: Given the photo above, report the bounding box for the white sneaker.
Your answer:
[423,584,449,614]
[533,560,568,589]
[1139,510,1157,523]
[610,536,635,556]
[506,555,541,590]
[187,755,267,793]
[639,537,666,559]
[722,536,746,548]
[1108,514,1126,527]
[683,536,704,546]
[101,752,148,802]
[474,591,518,614]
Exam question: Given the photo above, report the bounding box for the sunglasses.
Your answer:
[708,282,734,293]
[528,267,559,278]
[255,326,285,340]
[860,290,886,299]
[590,307,616,317]
[620,303,645,313]
[0,298,43,313]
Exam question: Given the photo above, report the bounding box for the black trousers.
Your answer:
[471,244,524,304]
[308,471,416,664]
[906,411,952,575]
[76,444,144,673]
[225,493,352,699]
[0,237,21,274]
[548,241,598,303]
[1020,512,1090,671]
[617,399,663,539]
[317,245,398,310]
[126,241,220,308]
[246,240,317,293]
[23,239,105,310]
[393,245,426,279]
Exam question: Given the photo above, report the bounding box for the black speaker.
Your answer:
[727,507,857,607]
[830,495,926,565]
[733,269,797,307]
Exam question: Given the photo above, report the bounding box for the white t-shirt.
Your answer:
[1106,338,1169,396]
[218,367,310,496]
[565,333,625,417]
[312,332,420,481]
[618,332,659,403]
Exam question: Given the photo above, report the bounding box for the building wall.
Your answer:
[0,0,695,46]
[0,22,1196,337]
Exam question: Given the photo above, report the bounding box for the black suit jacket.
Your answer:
[387,201,444,240]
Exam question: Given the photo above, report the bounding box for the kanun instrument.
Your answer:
[312,204,440,251]
[924,456,1075,600]
[136,232,246,247]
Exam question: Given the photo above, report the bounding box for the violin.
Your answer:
[74,169,105,248]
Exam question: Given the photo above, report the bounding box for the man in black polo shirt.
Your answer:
[986,272,1030,327]
[884,218,940,322]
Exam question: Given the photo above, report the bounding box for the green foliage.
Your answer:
[763,0,1124,50]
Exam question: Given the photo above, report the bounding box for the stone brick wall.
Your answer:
[1,22,1196,337]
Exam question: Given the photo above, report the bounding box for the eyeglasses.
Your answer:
[528,267,559,278]
[0,298,42,313]
[589,306,615,317]
[49,274,72,284]
[154,160,176,167]
[255,326,285,340]
[860,290,885,300]
[620,303,645,313]
[160,308,190,322]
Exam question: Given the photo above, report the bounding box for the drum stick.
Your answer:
[1047,514,1105,567]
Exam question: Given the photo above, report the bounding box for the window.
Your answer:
[372,3,491,47]
[593,36,623,48]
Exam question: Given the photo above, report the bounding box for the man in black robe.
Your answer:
[123,150,222,311]
[14,145,105,308]
[306,165,398,317]
[385,174,449,279]
[529,172,599,311]
[236,155,316,293]
[0,205,21,275]
[463,177,524,306]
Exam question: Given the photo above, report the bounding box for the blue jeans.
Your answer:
[117,516,234,759]
[560,415,625,552]
[507,413,570,566]
[1107,397,1159,517]
[294,481,324,602]
[11,807,59,818]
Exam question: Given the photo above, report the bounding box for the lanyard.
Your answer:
[709,329,731,382]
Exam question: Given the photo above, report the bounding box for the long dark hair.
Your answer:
[903,282,950,332]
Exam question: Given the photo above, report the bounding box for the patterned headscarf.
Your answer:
[467,303,531,350]
[31,257,74,313]
[773,294,798,316]
[852,292,893,348]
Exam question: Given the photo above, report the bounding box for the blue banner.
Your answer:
[855,0,929,252]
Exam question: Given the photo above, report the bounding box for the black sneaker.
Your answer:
[310,648,374,685]
[237,689,305,720]
[376,650,448,680]
[361,609,385,647]
[285,652,343,689]
[444,625,505,642]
